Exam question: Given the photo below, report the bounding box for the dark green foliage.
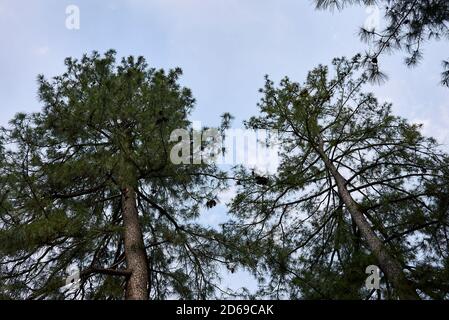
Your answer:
[227,56,449,299]
[0,51,229,299]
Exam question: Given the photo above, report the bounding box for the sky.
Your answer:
[1,0,449,295]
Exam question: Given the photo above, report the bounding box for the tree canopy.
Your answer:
[1,49,448,300]
[226,55,449,299]
[0,51,229,300]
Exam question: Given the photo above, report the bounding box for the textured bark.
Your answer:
[316,140,420,300]
[122,185,149,300]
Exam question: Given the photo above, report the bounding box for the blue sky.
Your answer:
[1,0,448,139]
[1,0,449,295]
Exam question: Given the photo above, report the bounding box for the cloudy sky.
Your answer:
[1,0,448,294]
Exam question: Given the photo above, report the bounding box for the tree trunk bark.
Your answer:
[316,140,419,300]
[122,185,149,300]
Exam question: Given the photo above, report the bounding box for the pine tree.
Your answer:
[314,0,449,86]
[0,51,229,300]
[227,56,449,299]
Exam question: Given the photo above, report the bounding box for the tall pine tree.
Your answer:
[227,55,449,299]
[0,51,229,300]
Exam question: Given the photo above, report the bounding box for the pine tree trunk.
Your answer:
[122,185,149,300]
[316,140,419,300]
